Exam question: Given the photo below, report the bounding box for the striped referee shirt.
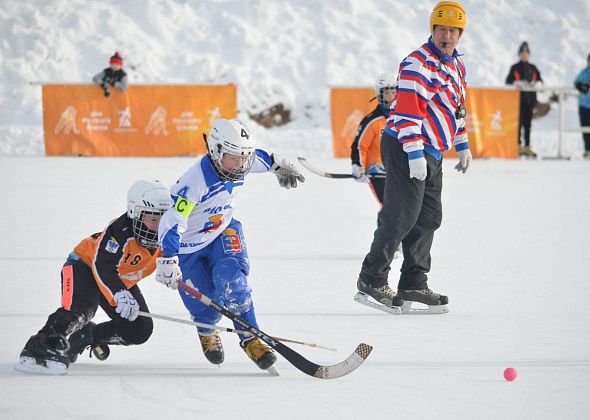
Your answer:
[384,37,469,160]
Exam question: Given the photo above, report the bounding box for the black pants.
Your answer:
[519,101,534,147]
[369,177,385,206]
[41,259,153,346]
[579,106,590,152]
[359,132,443,290]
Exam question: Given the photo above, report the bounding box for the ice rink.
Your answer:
[1,156,589,419]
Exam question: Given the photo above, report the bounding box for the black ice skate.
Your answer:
[67,322,110,363]
[241,338,277,371]
[354,278,404,315]
[15,332,71,375]
[398,288,449,314]
[199,331,224,365]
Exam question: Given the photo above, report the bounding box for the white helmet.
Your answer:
[126,180,172,249]
[375,73,397,108]
[207,118,256,181]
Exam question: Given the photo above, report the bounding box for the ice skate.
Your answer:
[199,331,224,365]
[241,338,277,370]
[398,288,449,314]
[67,322,110,363]
[15,332,70,375]
[354,278,403,315]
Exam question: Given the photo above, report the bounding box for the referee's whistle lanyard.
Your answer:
[439,56,466,120]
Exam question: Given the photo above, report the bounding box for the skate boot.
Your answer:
[354,277,404,314]
[398,288,449,314]
[241,338,276,370]
[199,331,224,365]
[67,322,110,363]
[16,332,70,375]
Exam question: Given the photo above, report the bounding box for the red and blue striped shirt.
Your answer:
[384,37,469,160]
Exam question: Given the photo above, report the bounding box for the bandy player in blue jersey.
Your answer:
[155,118,304,371]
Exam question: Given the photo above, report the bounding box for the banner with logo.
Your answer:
[43,84,237,156]
[330,87,520,159]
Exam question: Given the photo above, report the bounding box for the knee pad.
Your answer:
[42,308,93,336]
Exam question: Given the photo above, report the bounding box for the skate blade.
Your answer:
[265,366,279,376]
[15,356,68,375]
[353,292,402,315]
[401,301,449,315]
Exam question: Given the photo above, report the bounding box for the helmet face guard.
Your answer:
[131,209,165,250]
[214,151,256,181]
[374,73,397,108]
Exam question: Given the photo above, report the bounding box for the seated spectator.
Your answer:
[92,52,128,97]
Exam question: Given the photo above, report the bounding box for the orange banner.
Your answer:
[330,87,520,159]
[330,87,376,158]
[43,84,237,156]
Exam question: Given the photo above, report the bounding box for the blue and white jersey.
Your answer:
[158,150,273,257]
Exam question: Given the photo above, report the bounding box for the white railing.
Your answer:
[487,85,589,159]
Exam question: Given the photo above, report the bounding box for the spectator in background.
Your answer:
[505,42,543,158]
[93,52,128,97]
[574,53,590,158]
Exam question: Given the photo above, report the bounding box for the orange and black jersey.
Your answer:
[351,105,388,168]
[73,213,160,306]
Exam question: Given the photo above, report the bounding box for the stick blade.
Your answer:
[312,343,373,379]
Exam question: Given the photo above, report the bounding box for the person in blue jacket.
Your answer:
[574,53,590,158]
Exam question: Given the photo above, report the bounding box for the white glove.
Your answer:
[408,156,427,181]
[455,149,472,174]
[351,164,368,183]
[270,154,305,189]
[113,290,139,321]
[156,256,182,290]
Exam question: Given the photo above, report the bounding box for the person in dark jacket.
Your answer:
[92,52,128,97]
[505,42,543,157]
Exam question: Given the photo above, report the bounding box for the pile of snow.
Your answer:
[0,0,588,156]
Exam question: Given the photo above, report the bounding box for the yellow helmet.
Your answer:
[430,1,466,33]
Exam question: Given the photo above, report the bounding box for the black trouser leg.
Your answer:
[94,285,153,346]
[398,158,442,290]
[369,177,385,206]
[520,103,534,148]
[579,106,590,152]
[360,133,433,287]
[58,260,153,346]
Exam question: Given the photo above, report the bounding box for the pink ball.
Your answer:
[503,367,517,382]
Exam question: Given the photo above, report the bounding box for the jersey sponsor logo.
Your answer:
[222,230,242,254]
[199,214,223,233]
[204,203,231,214]
[174,196,195,217]
[105,237,119,253]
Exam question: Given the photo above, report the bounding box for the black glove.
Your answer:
[101,83,110,97]
[575,82,590,94]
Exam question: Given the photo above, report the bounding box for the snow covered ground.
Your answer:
[1,156,589,419]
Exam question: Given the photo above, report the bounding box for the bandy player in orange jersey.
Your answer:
[16,180,172,375]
